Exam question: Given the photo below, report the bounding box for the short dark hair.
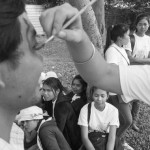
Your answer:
[0,0,25,64]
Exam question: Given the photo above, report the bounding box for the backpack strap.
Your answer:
[87,103,91,125]
[129,34,135,51]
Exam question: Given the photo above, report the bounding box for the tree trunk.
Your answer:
[92,0,106,46]
[68,0,103,53]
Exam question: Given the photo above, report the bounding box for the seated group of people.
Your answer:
[11,11,150,150]
[11,71,138,150]
[1,1,150,150]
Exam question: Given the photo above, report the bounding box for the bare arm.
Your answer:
[80,126,95,150]
[106,125,116,150]
[126,50,150,65]
[40,3,122,95]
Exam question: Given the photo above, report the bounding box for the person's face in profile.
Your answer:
[0,13,43,110]
[22,120,39,132]
[42,84,56,101]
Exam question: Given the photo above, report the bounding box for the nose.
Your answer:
[98,96,102,101]
[43,90,48,95]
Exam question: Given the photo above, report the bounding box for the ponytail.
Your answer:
[104,25,114,54]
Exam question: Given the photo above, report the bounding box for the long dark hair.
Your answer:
[43,77,66,94]
[104,23,129,54]
[72,75,87,96]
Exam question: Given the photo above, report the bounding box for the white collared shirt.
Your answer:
[71,94,81,103]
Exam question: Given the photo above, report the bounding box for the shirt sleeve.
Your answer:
[109,108,119,128]
[105,47,120,65]
[78,105,88,127]
[119,65,150,105]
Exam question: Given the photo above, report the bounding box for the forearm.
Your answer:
[67,35,122,94]
[106,126,116,150]
[67,32,108,86]
[129,56,150,65]
[82,138,95,150]
[139,58,150,64]
[106,138,115,150]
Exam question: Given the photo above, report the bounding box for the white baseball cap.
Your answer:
[17,106,43,123]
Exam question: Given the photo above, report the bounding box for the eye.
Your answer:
[101,94,105,98]
[94,94,98,97]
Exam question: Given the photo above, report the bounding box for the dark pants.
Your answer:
[108,95,132,138]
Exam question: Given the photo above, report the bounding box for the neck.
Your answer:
[136,32,145,37]
[0,105,16,142]
[94,103,105,111]
[114,41,122,48]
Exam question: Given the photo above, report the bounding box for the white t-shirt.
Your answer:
[124,33,150,58]
[105,43,130,65]
[78,102,119,133]
[105,43,130,97]
[119,65,150,105]
[0,138,14,150]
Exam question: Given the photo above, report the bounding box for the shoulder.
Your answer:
[80,102,92,114]
[105,45,120,59]
[105,45,118,54]
[144,34,150,38]
[57,93,70,104]
[66,91,74,98]
[144,35,150,41]
[106,102,118,113]
[39,120,56,133]
[81,103,88,110]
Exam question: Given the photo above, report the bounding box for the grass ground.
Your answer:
[39,36,150,150]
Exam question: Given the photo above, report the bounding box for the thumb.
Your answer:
[58,29,83,43]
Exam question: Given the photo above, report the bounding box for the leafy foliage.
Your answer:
[25,0,65,6]
[105,0,150,9]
